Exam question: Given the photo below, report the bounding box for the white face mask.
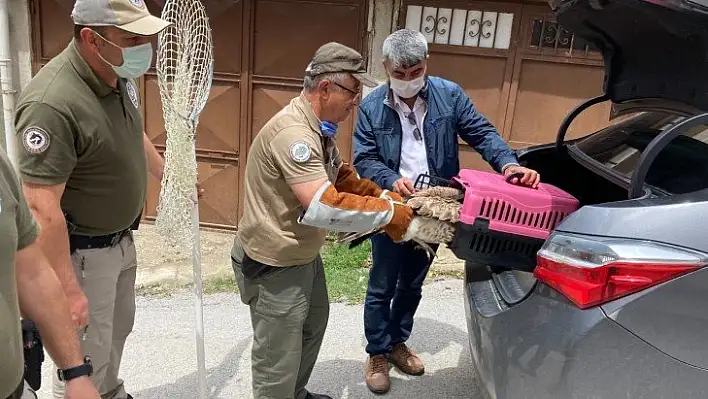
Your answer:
[389,76,425,98]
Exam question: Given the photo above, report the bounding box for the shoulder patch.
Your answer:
[126,80,139,109]
[22,127,50,154]
[289,141,312,163]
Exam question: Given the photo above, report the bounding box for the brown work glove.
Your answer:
[381,202,414,242]
[335,164,385,198]
[379,189,403,203]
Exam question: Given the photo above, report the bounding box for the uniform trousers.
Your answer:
[364,234,438,355]
[52,233,137,399]
[5,379,37,399]
[232,241,330,399]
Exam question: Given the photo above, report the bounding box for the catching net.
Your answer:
[155,0,213,247]
[154,0,213,397]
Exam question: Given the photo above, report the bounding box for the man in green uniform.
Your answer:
[0,146,99,399]
[232,42,442,399]
[13,0,172,398]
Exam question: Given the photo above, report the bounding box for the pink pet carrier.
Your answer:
[415,169,580,271]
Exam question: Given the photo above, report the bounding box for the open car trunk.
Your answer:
[517,145,628,207]
[550,0,708,111]
[463,0,708,301]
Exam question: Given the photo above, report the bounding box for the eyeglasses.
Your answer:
[334,82,361,98]
[406,112,422,141]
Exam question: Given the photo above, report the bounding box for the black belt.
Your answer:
[231,254,280,280]
[69,229,130,253]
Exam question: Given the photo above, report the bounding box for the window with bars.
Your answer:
[404,5,515,50]
[528,18,599,57]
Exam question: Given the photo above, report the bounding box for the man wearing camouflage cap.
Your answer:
[13,0,175,398]
[231,42,439,398]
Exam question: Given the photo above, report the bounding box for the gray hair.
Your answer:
[382,29,428,68]
[303,72,350,93]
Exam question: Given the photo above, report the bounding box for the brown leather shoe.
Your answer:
[389,343,425,376]
[365,354,391,394]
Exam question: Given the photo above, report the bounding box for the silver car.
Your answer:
[460,1,708,397]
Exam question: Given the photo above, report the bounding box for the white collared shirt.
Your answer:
[392,93,429,185]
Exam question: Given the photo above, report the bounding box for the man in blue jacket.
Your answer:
[353,28,540,394]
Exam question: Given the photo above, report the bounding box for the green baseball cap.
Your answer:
[305,42,377,87]
[71,0,171,36]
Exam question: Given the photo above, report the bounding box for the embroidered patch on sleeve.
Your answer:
[289,141,312,163]
[22,127,51,154]
[126,80,140,109]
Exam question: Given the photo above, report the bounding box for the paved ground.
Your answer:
[36,279,480,399]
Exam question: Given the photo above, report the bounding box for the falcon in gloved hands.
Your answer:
[337,185,465,259]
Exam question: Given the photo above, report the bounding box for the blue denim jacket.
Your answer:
[352,76,519,190]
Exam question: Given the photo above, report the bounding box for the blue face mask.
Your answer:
[95,32,153,79]
[320,121,338,137]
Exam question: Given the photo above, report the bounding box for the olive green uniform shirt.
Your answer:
[0,150,40,398]
[235,93,342,267]
[14,40,147,236]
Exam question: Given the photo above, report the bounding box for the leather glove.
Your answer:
[381,203,414,242]
[335,164,387,197]
[401,216,455,244]
[379,189,403,203]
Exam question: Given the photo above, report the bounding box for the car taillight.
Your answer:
[535,232,706,309]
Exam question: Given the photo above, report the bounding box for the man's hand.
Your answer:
[187,182,205,205]
[15,241,97,399]
[503,165,541,189]
[65,285,89,329]
[142,132,208,200]
[65,376,100,399]
[392,177,416,197]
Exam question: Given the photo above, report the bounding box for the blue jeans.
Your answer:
[364,234,439,356]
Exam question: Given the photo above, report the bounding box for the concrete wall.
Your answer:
[1,0,33,149]
[364,0,398,98]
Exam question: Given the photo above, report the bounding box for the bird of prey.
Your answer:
[337,185,465,259]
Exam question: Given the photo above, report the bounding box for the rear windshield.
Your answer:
[574,111,708,194]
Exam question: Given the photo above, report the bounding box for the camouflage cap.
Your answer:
[305,42,377,87]
[71,0,171,36]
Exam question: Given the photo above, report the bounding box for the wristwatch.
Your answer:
[57,356,93,382]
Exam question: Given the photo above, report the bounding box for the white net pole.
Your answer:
[191,188,206,398]
[154,1,213,397]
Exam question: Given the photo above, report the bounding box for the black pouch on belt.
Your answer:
[21,319,44,391]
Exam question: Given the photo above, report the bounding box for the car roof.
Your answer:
[549,0,708,111]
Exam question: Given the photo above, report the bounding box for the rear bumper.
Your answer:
[464,268,708,399]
